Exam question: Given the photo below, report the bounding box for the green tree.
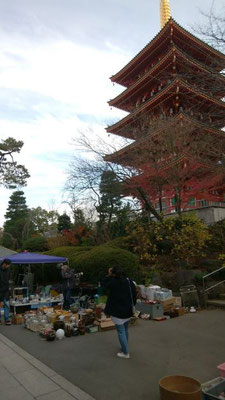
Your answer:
[22,235,48,252]
[73,208,86,229]
[96,170,123,238]
[2,191,33,248]
[0,137,29,188]
[57,213,71,232]
[29,207,59,234]
[110,203,132,239]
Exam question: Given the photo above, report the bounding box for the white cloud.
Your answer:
[0,33,128,114]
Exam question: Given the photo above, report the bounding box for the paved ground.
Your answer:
[0,309,225,400]
[0,332,95,400]
[0,334,94,400]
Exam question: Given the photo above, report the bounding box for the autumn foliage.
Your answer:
[62,226,91,246]
[127,214,211,269]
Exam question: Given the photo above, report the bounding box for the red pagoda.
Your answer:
[105,1,225,222]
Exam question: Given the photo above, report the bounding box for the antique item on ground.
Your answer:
[180,285,200,309]
[159,375,202,400]
[136,302,164,319]
[56,328,65,339]
[217,363,225,378]
[202,377,225,400]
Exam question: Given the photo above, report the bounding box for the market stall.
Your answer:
[0,251,67,319]
[0,252,196,340]
[0,251,67,264]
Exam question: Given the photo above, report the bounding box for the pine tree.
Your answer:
[57,213,71,232]
[2,191,31,249]
[96,171,122,227]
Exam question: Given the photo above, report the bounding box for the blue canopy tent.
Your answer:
[0,252,68,292]
[0,252,67,264]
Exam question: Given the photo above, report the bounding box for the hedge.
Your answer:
[71,245,141,284]
[45,246,93,259]
[45,245,141,284]
[102,236,132,251]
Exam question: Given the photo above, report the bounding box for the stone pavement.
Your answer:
[1,310,225,400]
[0,332,95,400]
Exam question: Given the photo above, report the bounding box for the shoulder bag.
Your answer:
[127,278,135,315]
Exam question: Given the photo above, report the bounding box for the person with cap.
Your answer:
[61,263,75,310]
[0,259,12,325]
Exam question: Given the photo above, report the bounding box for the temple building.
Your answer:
[105,0,225,224]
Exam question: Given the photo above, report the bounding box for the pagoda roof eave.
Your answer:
[109,46,225,111]
[105,113,225,163]
[107,78,225,135]
[111,18,225,86]
[105,149,219,172]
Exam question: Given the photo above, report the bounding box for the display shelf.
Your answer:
[10,298,63,315]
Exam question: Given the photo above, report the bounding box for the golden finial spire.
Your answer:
[160,0,171,28]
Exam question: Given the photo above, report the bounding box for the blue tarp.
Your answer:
[0,252,67,264]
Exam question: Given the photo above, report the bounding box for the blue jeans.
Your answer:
[3,298,10,322]
[115,321,129,355]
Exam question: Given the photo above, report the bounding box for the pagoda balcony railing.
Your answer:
[130,76,224,112]
[129,105,222,129]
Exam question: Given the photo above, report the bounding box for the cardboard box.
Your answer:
[174,307,185,317]
[95,317,115,331]
[158,297,176,310]
[99,321,115,331]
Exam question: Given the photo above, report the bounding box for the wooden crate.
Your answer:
[174,307,185,317]
[158,297,176,312]
[95,318,115,331]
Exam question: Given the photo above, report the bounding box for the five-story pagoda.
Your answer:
[105,0,225,217]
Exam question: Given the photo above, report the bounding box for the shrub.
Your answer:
[69,245,141,284]
[199,258,223,273]
[207,220,225,253]
[45,246,92,260]
[102,236,132,251]
[22,235,48,252]
[47,235,69,249]
[127,214,211,269]
[43,246,93,284]
[43,245,141,285]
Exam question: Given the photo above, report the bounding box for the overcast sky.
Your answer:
[0,0,223,226]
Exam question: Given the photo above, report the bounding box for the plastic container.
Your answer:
[138,285,147,299]
[146,285,161,300]
[202,377,225,400]
[154,288,173,301]
[217,363,225,377]
[159,375,202,400]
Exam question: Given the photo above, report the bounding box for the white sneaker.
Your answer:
[117,352,130,359]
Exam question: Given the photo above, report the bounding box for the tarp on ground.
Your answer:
[0,246,17,257]
[0,252,67,264]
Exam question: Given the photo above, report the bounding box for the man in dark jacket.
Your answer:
[61,264,75,309]
[0,259,12,325]
[103,266,136,359]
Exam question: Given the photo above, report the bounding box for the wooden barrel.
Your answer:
[159,375,202,400]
